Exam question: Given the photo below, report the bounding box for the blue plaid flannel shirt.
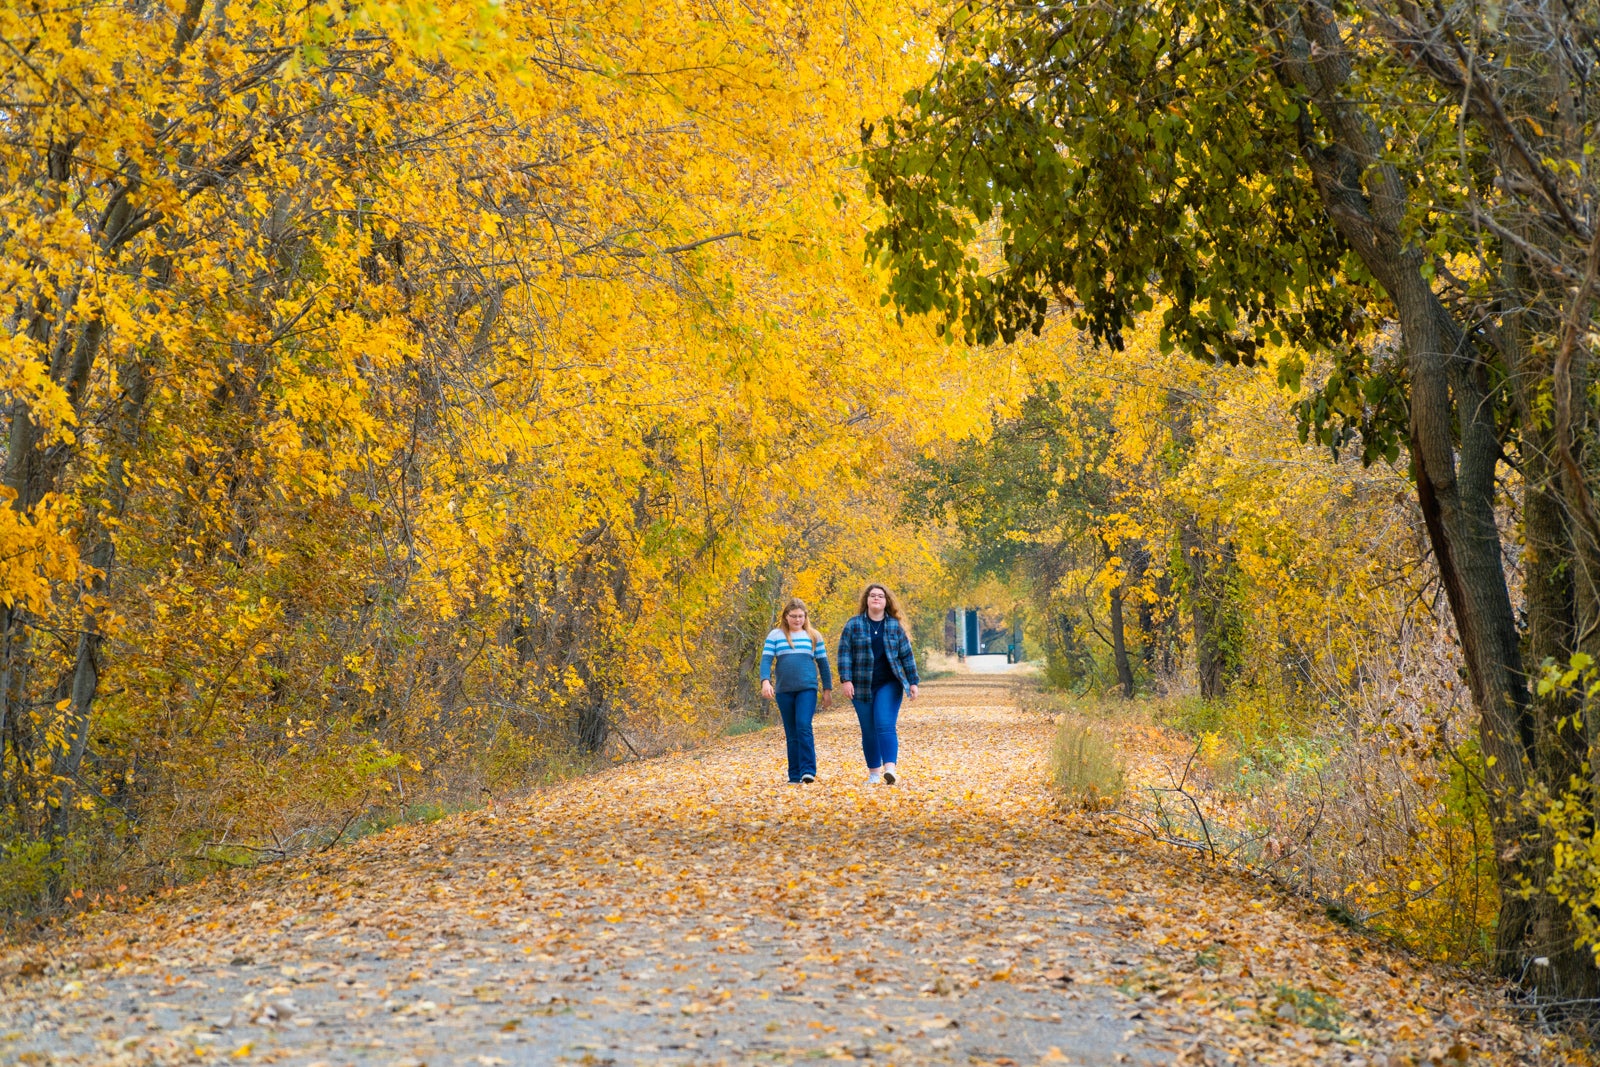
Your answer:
[836,615,919,700]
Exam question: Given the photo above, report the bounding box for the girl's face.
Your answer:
[867,588,887,611]
[785,609,807,631]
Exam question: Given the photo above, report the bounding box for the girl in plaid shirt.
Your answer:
[836,583,920,784]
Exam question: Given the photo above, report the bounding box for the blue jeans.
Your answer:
[775,689,818,781]
[852,681,903,768]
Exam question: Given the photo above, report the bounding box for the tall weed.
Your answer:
[1050,715,1125,811]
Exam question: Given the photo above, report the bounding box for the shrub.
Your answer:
[0,840,55,915]
[723,716,770,737]
[1050,716,1125,811]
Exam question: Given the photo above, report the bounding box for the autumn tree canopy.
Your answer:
[9,0,1600,1020]
[0,0,985,906]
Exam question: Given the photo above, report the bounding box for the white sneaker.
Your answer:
[882,765,898,785]
[867,773,882,785]
[801,774,816,784]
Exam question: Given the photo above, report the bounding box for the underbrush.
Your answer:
[0,698,724,937]
[1048,708,1126,811]
[0,748,604,935]
[1026,682,1499,967]
[722,713,773,736]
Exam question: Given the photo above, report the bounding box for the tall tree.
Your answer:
[0,0,985,907]
[863,0,1600,995]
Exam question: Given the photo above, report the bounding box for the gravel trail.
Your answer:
[0,679,1543,1066]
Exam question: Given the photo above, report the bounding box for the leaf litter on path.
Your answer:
[0,679,1580,1066]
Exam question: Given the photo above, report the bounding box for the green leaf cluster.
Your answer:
[860,1,1407,464]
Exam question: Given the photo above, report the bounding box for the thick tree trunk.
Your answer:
[1283,2,1591,993]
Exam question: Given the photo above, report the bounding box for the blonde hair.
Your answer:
[776,598,823,647]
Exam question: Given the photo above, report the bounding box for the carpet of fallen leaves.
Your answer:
[0,678,1587,1067]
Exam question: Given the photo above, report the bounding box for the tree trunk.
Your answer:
[1154,571,1175,677]
[1282,2,1590,993]
[1102,536,1136,698]
[0,604,32,821]
[1180,518,1230,700]
[1125,540,1155,672]
[1278,629,1314,700]
[3,140,144,847]
[1109,582,1134,699]
[51,361,148,842]
[574,686,610,754]
[1055,612,1089,683]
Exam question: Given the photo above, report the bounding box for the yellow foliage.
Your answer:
[0,0,979,903]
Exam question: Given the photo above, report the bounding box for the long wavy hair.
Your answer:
[775,597,823,647]
[857,583,902,620]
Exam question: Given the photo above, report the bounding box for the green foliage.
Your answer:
[0,839,56,915]
[1154,690,1303,760]
[723,715,772,737]
[907,380,1166,696]
[905,383,1116,577]
[1290,344,1409,467]
[1530,653,1600,960]
[861,3,1363,356]
[1271,985,1344,1032]
[349,802,453,840]
[1042,644,1091,694]
[860,2,1416,471]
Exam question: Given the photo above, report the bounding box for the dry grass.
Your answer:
[1049,714,1126,811]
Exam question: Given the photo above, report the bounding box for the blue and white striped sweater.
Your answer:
[759,629,834,693]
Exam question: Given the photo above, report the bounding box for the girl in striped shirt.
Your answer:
[759,598,834,784]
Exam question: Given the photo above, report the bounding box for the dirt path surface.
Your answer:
[0,680,1563,1066]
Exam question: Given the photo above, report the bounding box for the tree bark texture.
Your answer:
[1281,1,1591,994]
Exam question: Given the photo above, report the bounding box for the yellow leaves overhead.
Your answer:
[0,0,986,893]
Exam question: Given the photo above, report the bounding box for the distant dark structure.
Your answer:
[944,607,1021,660]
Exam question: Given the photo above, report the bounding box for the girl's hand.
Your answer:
[841,681,855,699]
[761,680,774,700]
[822,689,833,709]
[908,684,920,701]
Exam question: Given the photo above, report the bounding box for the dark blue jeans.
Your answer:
[775,689,818,781]
[852,680,903,768]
